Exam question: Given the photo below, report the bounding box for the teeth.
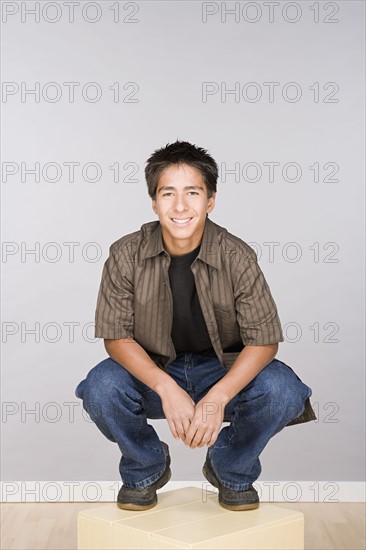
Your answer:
[172,218,191,224]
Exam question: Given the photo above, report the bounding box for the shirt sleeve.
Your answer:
[233,251,284,346]
[94,244,134,340]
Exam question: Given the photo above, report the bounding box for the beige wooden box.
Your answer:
[78,486,304,550]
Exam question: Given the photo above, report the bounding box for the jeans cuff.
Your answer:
[210,458,255,491]
[217,479,255,491]
[123,466,166,489]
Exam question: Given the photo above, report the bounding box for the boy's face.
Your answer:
[152,163,216,256]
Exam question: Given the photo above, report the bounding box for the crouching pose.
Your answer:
[76,141,315,511]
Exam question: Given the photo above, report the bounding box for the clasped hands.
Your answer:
[160,383,226,448]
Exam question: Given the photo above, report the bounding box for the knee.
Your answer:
[75,357,126,409]
[255,359,312,420]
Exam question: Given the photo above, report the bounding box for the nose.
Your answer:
[173,193,189,212]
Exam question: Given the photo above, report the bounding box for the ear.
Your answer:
[207,192,216,213]
[151,199,157,215]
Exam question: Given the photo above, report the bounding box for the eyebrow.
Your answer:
[157,185,204,194]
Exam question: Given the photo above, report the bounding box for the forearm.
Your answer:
[209,344,278,404]
[104,338,176,397]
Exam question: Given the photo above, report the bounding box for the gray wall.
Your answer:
[2,1,365,484]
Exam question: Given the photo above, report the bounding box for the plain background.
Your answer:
[1,1,365,485]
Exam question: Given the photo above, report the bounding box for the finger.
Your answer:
[182,418,192,435]
[197,433,213,448]
[184,427,198,447]
[167,419,179,440]
[189,429,206,448]
[207,432,219,447]
[176,423,188,441]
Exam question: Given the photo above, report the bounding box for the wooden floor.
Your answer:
[1,501,365,550]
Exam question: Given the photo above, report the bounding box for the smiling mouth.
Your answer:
[171,218,193,225]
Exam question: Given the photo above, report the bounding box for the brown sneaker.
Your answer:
[202,457,259,511]
[117,442,171,511]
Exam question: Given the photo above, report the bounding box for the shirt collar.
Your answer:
[140,217,222,270]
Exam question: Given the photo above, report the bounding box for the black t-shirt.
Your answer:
[168,244,215,355]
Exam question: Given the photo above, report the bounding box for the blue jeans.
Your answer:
[75,354,312,491]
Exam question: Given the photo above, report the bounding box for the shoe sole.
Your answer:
[117,466,172,511]
[202,463,259,511]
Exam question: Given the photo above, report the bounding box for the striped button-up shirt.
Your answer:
[95,217,316,426]
[95,217,283,360]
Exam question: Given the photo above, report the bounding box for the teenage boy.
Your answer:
[75,141,315,511]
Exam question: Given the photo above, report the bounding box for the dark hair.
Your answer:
[145,140,218,199]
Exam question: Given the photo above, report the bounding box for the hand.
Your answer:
[183,391,226,449]
[159,383,196,441]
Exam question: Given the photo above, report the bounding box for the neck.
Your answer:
[162,234,203,256]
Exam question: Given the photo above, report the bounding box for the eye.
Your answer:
[162,192,173,197]
[188,191,199,195]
